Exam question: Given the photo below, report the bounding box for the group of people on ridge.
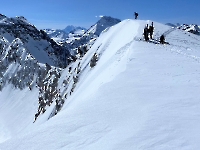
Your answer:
[143,22,154,41]
[135,12,166,44]
[143,22,166,44]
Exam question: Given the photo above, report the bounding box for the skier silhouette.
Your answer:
[134,12,138,19]
[143,24,149,41]
[160,34,165,44]
[149,22,154,39]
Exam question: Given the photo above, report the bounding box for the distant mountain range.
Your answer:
[43,26,86,44]
[44,16,121,58]
[43,16,121,51]
[166,23,200,35]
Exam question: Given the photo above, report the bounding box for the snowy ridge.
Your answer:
[1,19,200,149]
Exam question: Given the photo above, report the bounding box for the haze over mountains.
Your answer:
[0,13,200,149]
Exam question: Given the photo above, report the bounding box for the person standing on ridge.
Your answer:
[143,24,149,41]
[134,12,138,19]
[160,34,165,44]
[149,22,154,39]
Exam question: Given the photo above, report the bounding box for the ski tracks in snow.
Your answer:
[161,36,200,63]
[134,27,200,64]
[114,40,134,63]
[0,121,11,144]
[169,45,200,63]
[162,27,200,63]
[104,37,136,78]
[163,28,176,37]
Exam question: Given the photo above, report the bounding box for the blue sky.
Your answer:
[1,0,200,29]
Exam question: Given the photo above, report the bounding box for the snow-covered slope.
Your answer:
[1,19,200,149]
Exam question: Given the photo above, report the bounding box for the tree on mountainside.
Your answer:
[90,53,98,68]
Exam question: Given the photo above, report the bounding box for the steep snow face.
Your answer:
[0,85,39,143]
[0,34,63,139]
[1,19,200,149]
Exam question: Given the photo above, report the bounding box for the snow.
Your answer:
[0,85,38,143]
[24,37,55,65]
[1,19,200,149]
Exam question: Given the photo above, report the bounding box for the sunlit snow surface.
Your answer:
[1,19,200,149]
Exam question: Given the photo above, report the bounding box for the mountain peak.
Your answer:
[95,16,121,36]
[63,25,86,34]
[97,16,121,24]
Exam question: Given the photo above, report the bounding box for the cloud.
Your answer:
[95,15,104,18]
